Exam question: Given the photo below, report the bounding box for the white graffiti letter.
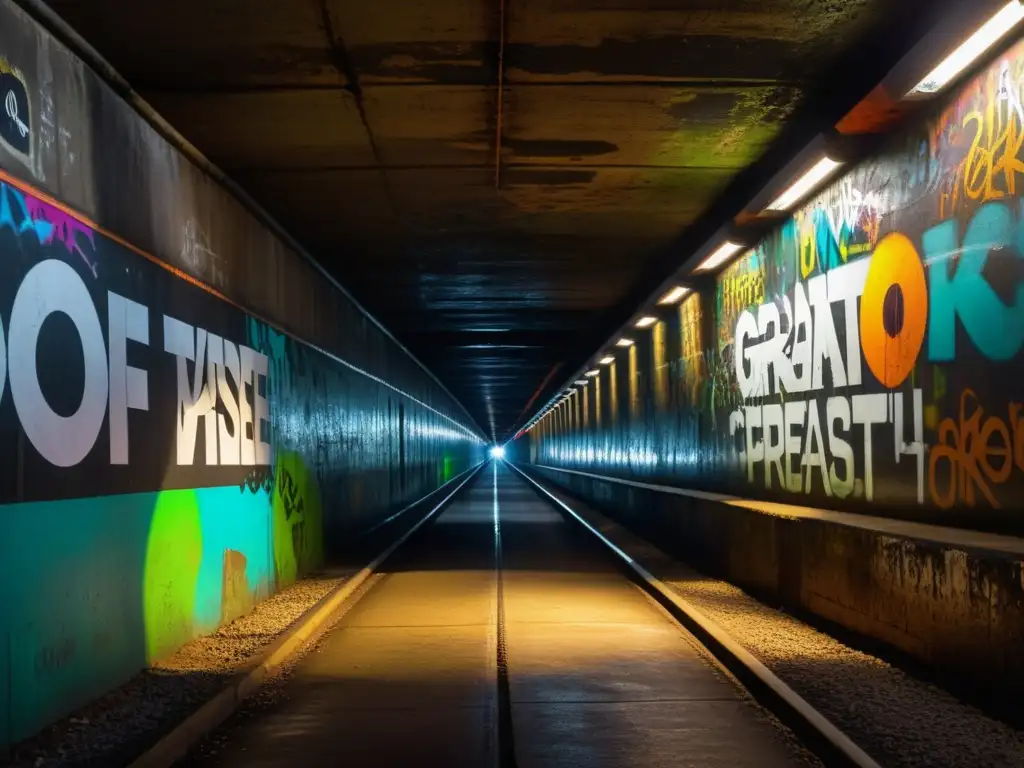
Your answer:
[108,292,149,465]
[808,273,847,390]
[762,403,785,489]
[826,259,870,387]
[9,260,108,467]
[783,401,806,493]
[218,340,241,465]
[164,316,216,466]
[735,310,760,399]
[826,396,854,499]
[852,393,887,501]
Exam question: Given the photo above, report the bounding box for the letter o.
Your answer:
[860,233,928,388]
[9,259,108,467]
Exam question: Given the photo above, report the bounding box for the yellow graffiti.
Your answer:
[962,101,1024,205]
[937,57,1024,217]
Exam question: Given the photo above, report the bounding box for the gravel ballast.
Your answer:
[557,494,1024,768]
[8,572,353,768]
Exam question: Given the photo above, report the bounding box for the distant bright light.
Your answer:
[658,285,690,305]
[909,1,1024,97]
[695,241,746,273]
[616,337,634,347]
[490,446,506,460]
[764,156,842,213]
[634,316,657,329]
[599,355,615,364]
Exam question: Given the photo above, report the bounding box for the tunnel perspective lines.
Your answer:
[173,460,819,768]
[492,461,518,768]
[507,462,881,768]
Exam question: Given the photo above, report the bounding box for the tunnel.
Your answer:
[2,0,1024,765]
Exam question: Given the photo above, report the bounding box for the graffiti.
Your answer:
[729,251,925,502]
[717,254,764,351]
[164,316,272,467]
[220,549,252,624]
[929,390,1024,509]
[526,34,1024,515]
[35,638,76,675]
[0,181,98,275]
[272,452,323,587]
[0,56,31,162]
[23,193,98,276]
[936,56,1024,216]
[923,201,1024,362]
[240,466,274,494]
[181,219,225,287]
[676,293,704,408]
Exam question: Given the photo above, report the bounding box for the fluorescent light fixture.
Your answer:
[585,369,600,377]
[616,337,635,347]
[634,316,657,329]
[764,156,842,212]
[909,1,1024,96]
[695,241,746,273]
[574,379,588,385]
[658,285,690,305]
[599,355,615,365]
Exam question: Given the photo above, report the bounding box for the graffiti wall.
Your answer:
[520,38,1024,529]
[0,170,482,746]
[0,2,483,747]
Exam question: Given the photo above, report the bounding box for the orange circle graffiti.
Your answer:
[859,232,928,388]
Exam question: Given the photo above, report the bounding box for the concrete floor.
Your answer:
[188,463,808,767]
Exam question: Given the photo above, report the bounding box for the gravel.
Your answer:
[562,499,1024,768]
[7,572,352,768]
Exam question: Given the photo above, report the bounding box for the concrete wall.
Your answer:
[529,464,1024,694]
[0,0,484,748]
[515,35,1024,534]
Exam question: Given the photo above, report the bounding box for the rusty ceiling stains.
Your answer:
[48,0,950,440]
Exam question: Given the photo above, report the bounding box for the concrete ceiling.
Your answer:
[48,0,949,440]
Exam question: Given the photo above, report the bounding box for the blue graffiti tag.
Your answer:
[925,200,1024,361]
[0,181,54,244]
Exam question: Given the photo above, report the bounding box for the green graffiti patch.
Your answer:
[273,451,324,587]
[142,490,203,662]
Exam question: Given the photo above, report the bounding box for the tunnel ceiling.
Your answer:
[46,0,946,441]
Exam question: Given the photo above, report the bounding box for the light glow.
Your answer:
[574,379,588,385]
[634,316,657,329]
[615,337,635,347]
[658,285,690,305]
[599,355,615,365]
[695,241,746,273]
[490,445,506,460]
[764,157,842,212]
[585,369,600,377]
[909,1,1024,96]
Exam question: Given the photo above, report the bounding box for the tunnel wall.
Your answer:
[515,35,1024,533]
[510,37,1024,690]
[0,0,484,748]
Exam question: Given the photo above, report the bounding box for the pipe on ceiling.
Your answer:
[494,0,506,189]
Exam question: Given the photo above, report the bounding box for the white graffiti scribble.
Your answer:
[823,179,888,247]
[997,60,1024,128]
[181,219,225,287]
[5,90,28,137]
